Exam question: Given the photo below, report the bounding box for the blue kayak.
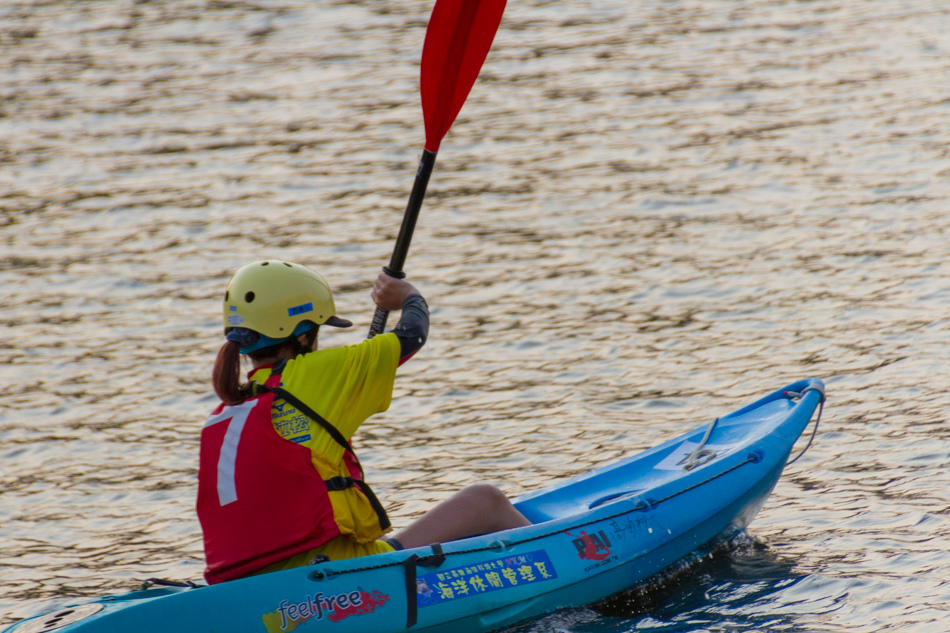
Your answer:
[5,378,824,633]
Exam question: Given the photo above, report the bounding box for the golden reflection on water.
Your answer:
[2,0,950,630]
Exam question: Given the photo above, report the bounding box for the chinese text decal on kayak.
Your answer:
[261,589,389,632]
[416,550,558,607]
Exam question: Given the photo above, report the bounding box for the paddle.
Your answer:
[368,0,507,337]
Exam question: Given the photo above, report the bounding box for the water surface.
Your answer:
[2,0,950,630]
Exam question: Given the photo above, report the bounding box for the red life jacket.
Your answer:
[196,368,390,584]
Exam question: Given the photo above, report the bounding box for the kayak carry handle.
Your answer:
[588,490,645,510]
[784,384,826,401]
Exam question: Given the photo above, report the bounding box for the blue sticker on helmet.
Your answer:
[288,302,314,317]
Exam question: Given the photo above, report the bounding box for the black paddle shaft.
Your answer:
[368,148,438,337]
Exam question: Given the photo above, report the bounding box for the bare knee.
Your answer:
[459,484,510,511]
[457,484,531,530]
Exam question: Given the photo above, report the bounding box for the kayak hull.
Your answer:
[5,378,823,633]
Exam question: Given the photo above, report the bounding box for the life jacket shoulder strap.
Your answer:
[258,383,352,454]
[250,359,350,453]
[251,358,392,532]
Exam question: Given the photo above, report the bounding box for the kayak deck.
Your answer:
[514,390,805,524]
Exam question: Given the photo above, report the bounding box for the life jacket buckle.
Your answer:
[324,476,356,492]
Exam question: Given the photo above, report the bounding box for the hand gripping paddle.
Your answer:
[368,0,507,337]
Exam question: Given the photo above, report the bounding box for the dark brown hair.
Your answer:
[212,340,251,405]
[212,338,304,405]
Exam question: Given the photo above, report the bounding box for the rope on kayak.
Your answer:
[784,386,825,466]
[139,578,200,590]
[683,417,719,471]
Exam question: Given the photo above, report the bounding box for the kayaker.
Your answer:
[197,260,531,584]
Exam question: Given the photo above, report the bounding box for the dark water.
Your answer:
[2,0,950,630]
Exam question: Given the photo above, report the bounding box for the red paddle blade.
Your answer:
[421,0,506,153]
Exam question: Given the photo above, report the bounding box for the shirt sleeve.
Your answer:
[392,293,429,361]
[279,332,401,463]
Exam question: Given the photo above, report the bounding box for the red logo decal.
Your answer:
[268,590,390,632]
[568,530,612,561]
[328,590,390,623]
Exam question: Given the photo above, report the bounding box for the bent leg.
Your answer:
[393,484,531,550]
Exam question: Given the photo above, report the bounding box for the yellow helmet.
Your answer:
[222,260,352,338]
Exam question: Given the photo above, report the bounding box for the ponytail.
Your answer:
[212,340,251,405]
[212,333,313,404]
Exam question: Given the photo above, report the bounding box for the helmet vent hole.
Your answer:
[224,290,229,301]
[261,262,269,266]
[283,262,293,267]
[245,291,255,303]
